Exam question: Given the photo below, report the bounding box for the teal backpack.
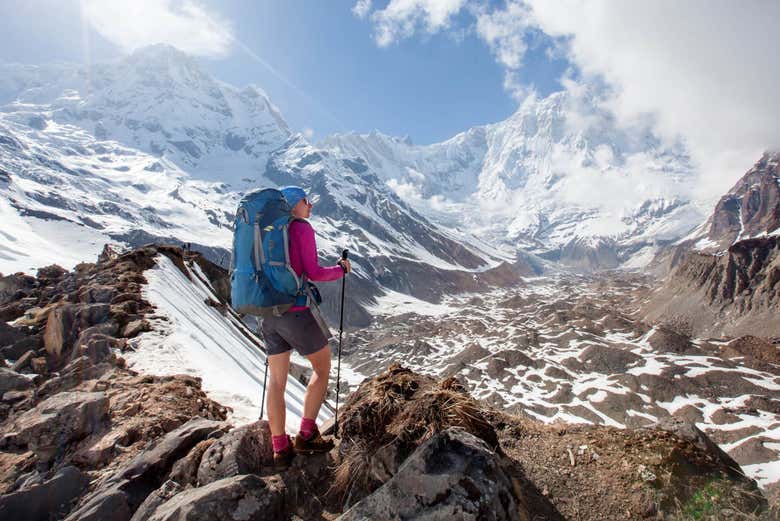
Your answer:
[230,188,309,317]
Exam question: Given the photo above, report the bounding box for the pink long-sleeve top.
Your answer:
[287,220,344,312]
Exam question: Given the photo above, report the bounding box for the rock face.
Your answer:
[196,420,274,486]
[10,391,110,461]
[644,152,780,337]
[702,152,780,251]
[141,475,286,521]
[65,417,226,521]
[643,235,780,337]
[337,427,521,521]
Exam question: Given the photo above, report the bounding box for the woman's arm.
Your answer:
[293,221,344,282]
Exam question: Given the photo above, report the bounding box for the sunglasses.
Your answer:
[303,194,320,206]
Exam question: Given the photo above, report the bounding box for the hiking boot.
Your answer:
[294,427,334,454]
[273,437,295,470]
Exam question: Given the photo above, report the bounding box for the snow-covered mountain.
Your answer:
[0,44,291,186]
[321,90,706,270]
[0,45,520,325]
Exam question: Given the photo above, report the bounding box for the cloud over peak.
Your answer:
[83,0,233,58]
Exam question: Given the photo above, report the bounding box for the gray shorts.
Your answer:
[261,308,329,357]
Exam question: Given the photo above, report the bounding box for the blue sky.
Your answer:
[0,0,568,144]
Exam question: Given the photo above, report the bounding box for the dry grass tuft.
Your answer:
[331,364,500,507]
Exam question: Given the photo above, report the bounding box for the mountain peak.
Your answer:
[126,43,194,64]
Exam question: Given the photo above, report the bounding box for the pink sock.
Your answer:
[299,417,317,440]
[272,434,289,453]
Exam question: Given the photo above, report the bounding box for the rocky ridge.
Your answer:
[0,246,775,519]
[645,152,780,337]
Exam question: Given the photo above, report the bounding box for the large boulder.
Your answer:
[43,304,78,358]
[10,391,110,461]
[65,417,227,521]
[197,420,273,486]
[337,427,523,521]
[44,304,112,359]
[141,474,286,521]
[0,466,88,521]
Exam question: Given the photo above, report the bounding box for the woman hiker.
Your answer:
[263,185,351,469]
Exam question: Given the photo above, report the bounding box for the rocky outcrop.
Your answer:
[643,235,780,337]
[7,391,110,462]
[642,153,780,336]
[139,474,286,521]
[703,152,779,251]
[65,417,226,521]
[0,245,230,520]
[337,427,522,521]
[196,420,273,486]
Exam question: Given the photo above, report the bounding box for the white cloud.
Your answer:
[303,127,315,139]
[523,0,780,200]
[352,0,373,19]
[475,1,530,69]
[368,0,467,47]
[356,0,780,202]
[83,0,233,58]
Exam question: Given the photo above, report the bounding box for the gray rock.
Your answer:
[0,466,88,521]
[0,367,33,394]
[337,427,522,521]
[11,390,109,461]
[38,356,114,396]
[3,389,33,403]
[79,284,118,304]
[130,480,184,521]
[65,487,131,521]
[0,321,26,347]
[1,334,43,360]
[66,417,227,521]
[197,420,273,486]
[71,334,116,364]
[170,438,215,487]
[122,319,151,338]
[143,474,286,521]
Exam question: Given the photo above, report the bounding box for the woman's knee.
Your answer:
[268,374,288,392]
[313,345,331,366]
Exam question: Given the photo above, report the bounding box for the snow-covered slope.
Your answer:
[321,90,706,270]
[124,253,332,430]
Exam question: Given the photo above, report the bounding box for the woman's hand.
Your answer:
[338,259,352,273]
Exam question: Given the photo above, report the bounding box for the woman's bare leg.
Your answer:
[267,350,291,437]
[302,344,331,421]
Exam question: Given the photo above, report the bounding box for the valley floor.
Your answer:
[342,272,780,500]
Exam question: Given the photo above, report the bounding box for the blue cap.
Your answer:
[280,186,306,208]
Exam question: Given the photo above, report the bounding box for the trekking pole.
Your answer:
[334,249,348,438]
[260,345,269,419]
